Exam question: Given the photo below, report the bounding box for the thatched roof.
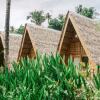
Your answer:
[27,24,61,54]
[0,33,22,62]
[58,11,100,66]
[18,24,61,60]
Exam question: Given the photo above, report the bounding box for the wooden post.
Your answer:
[5,0,11,65]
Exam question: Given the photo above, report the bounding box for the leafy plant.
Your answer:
[93,73,100,90]
[0,53,99,100]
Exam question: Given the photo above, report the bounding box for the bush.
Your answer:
[0,53,100,99]
[16,25,25,34]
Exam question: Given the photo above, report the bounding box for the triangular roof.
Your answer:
[18,24,61,60]
[57,11,100,66]
[0,33,22,63]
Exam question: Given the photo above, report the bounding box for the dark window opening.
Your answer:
[0,50,4,66]
[82,56,88,67]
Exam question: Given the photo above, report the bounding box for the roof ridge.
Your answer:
[26,23,61,33]
[68,11,94,22]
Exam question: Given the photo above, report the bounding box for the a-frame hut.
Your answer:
[57,11,100,72]
[18,24,61,60]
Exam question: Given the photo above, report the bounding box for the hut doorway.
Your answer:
[0,50,4,66]
[0,38,4,66]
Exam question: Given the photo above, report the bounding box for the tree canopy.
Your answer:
[76,4,95,18]
[16,25,25,34]
[27,10,46,25]
[48,14,65,31]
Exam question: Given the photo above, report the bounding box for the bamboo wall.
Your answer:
[20,31,36,59]
[60,19,87,64]
[68,37,86,59]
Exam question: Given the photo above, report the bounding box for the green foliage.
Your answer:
[93,73,100,90]
[48,14,65,31]
[16,25,25,34]
[0,53,100,99]
[27,10,46,25]
[76,4,95,18]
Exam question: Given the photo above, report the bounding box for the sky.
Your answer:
[0,0,100,31]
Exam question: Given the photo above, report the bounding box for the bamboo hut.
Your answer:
[57,11,100,72]
[18,24,61,60]
[0,33,22,64]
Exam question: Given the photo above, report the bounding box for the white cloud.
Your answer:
[0,0,100,30]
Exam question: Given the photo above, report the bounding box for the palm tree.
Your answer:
[27,10,46,26]
[5,0,11,64]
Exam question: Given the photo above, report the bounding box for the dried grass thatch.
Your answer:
[0,33,22,63]
[57,11,100,69]
[18,24,61,60]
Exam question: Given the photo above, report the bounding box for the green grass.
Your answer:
[0,53,100,100]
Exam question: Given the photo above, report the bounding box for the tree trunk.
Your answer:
[5,0,11,65]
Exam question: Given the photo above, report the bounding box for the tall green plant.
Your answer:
[93,73,100,90]
[0,53,98,100]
